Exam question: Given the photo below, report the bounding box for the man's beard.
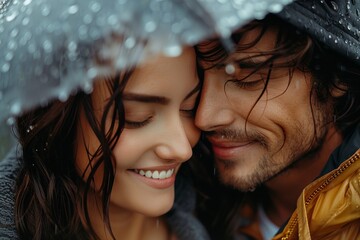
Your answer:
[212,118,330,192]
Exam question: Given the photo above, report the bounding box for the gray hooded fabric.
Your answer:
[0,147,210,240]
[277,0,360,66]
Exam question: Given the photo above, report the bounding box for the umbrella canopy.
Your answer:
[0,0,292,123]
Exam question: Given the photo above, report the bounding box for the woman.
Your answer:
[0,46,209,239]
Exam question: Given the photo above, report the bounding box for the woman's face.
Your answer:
[76,47,200,217]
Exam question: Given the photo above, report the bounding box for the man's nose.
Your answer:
[195,73,235,132]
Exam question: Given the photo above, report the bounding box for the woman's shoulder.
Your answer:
[0,146,22,240]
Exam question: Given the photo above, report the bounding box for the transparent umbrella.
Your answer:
[0,0,292,124]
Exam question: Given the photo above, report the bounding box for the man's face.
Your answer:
[195,26,332,191]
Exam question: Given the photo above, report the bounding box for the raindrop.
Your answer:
[42,39,53,53]
[144,21,157,32]
[67,41,77,52]
[347,24,352,30]
[7,40,17,50]
[356,9,360,17]
[163,45,182,57]
[6,117,15,126]
[1,63,10,72]
[124,37,136,49]
[10,28,19,37]
[10,103,21,115]
[22,17,30,25]
[90,1,101,13]
[40,5,51,16]
[23,0,32,6]
[328,34,332,39]
[225,63,236,75]
[83,14,93,24]
[6,10,19,22]
[82,81,93,94]
[87,67,98,79]
[334,39,338,44]
[329,1,338,11]
[68,4,79,14]
[5,51,14,61]
[107,15,118,25]
[58,91,69,102]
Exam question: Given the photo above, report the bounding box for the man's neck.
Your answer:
[263,125,343,226]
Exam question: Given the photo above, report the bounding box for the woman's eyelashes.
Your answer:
[125,117,152,129]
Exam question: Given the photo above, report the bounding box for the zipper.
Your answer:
[280,152,360,240]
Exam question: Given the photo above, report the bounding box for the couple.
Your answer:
[1,0,360,239]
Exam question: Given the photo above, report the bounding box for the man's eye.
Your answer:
[233,79,263,88]
[125,118,152,129]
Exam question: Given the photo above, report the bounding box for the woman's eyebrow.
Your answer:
[122,93,170,105]
[122,81,200,104]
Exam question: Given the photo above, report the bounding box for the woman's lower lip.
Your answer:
[128,170,176,189]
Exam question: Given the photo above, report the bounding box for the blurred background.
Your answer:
[0,122,16,161]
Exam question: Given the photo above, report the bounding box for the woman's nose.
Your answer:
[154,118,193,162]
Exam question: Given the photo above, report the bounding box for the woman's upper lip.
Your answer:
[130,163,180,171]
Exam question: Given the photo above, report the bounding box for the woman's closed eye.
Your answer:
[125,116,153,129]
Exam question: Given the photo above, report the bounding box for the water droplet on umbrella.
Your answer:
[124,37,136,49]
[5,51,14,61]
[7,39,17,50]
[23,0,32,6]
[22,16,30,25]
[329,1,339,11]
[10,103,21,115]
[90,1,101,13]
[87,67,98,79]
[41,5,51,16]
[356,9,360,17]
[6,10,19,22]
[1,63,10,72]
[58,90,69,102]
[163,45,182,57]
[68,4,79,15]
[6,117,15,126]
[144,21,157,32]
[10,28,19,37]
[42,39,53,53]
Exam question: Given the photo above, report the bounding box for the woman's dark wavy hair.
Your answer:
[14,39,136,239]
[194,14,360,239]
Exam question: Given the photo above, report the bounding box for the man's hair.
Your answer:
[194,14,360,238]
[196,14,360,136]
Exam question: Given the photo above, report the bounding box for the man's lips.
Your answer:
[207,137,254,158]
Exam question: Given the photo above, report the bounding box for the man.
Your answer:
[194,0,360,239]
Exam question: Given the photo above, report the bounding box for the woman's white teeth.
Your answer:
[136,169,174,179]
